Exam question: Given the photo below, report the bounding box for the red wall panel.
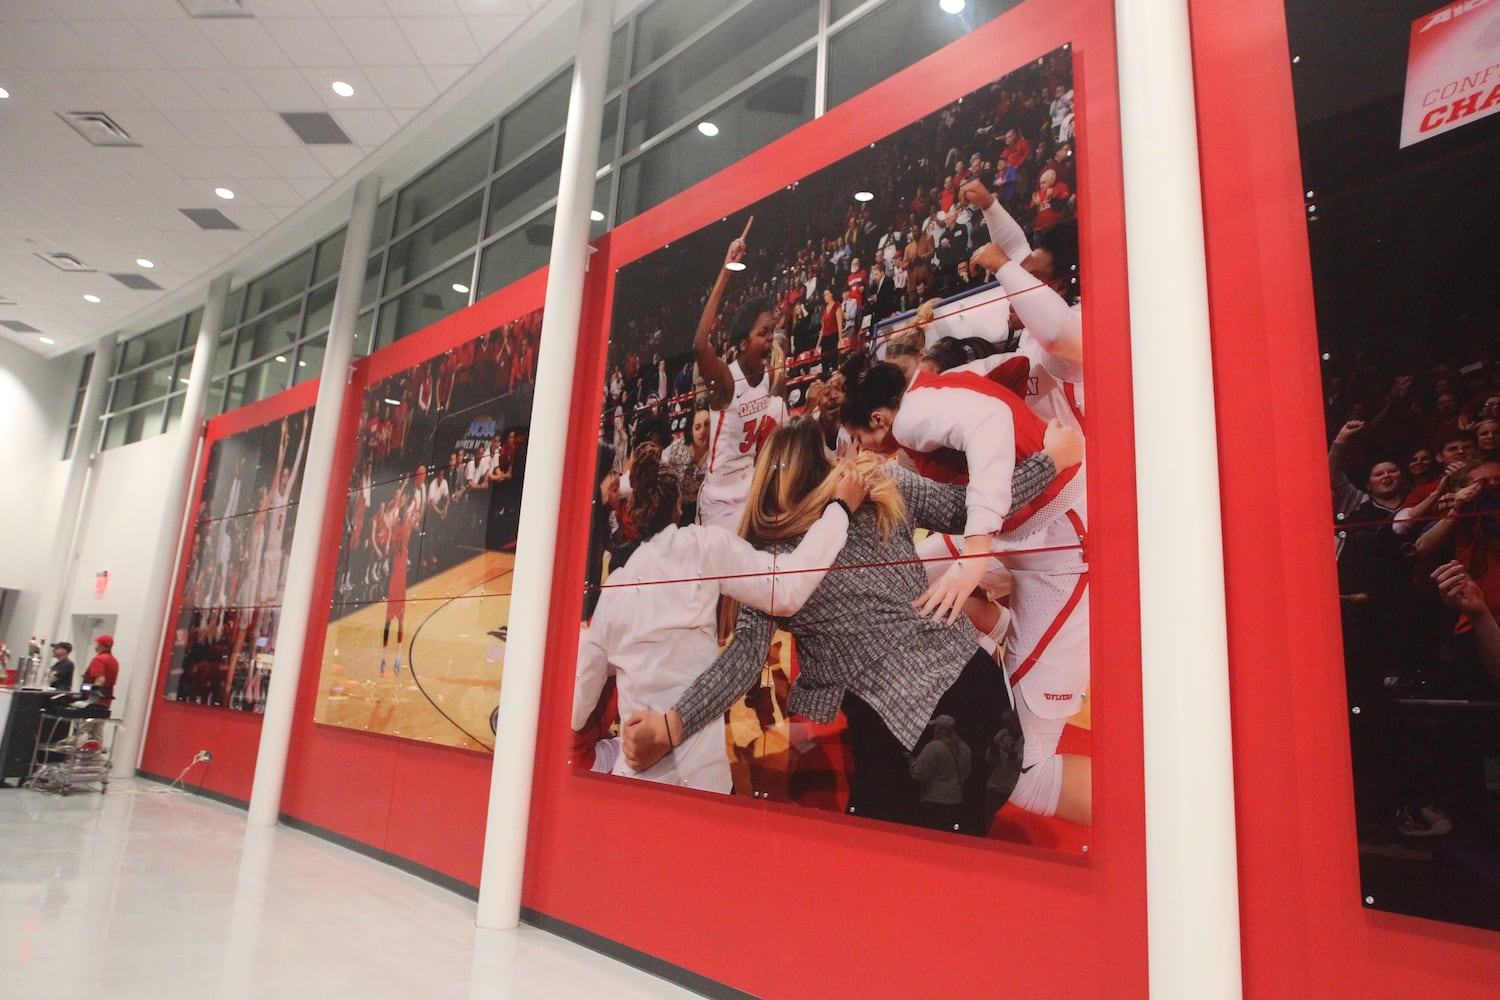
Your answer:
[519,3,1150,998]
[139,377,320,801]
[1192,0,1500,995]
[276,268,549,887]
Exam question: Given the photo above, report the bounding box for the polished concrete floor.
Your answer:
[0,780,700,1000]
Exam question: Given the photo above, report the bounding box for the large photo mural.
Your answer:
[165,405,313,712]
[313,308,541,750]
[572,47,1094,849]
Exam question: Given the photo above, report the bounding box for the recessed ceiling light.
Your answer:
[83,294,101,303]
[215,187,235,200]
[939,0,965,11]
[854,191,874,202]
[452,283,470,294]
[0,87,10,100]
[136,258,155,268]
[590,210,605,222]
[298,360,306,367]
[39,336,55,345]
[697,121,719,137]
[274,355,287,363]
[331,81,354,97]
[725,261,746,271]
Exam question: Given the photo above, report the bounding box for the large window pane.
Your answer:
[607,25,629,91]
[372,197,394,247]
[394,129,493,237]
[497,70,570,170]
[131,318,186,370]
[225,359,289,412]
[207,376,227,417]
[618,54,815,222]
[478,210,554,298]
[633,0,727,70]
[313,227,347,284]
[233,300,302,367]
[831,0,869,21]
[827,0,1018,110]
[293,334,325,385]
[385,191,483,291]
[488,137,564,236]
[623,0,815,155]
[224,286,246,327]
[244,249,314,319]
[354,309,375,359]
[599,95,621,170]
[164,392,185,434]
[211,332,234,382]
[183,308,203,346]
[110,360,175,410]
[362,253,383,308]
[104,401,165,448]
[375,256,475,349]
[303,281,337,337]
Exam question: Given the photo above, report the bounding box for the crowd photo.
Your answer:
[165,407,312,712]
[1324,325,1500,901]
[314,309,541,751]
[573,47,1096,845]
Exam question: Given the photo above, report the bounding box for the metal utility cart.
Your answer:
[25,714,122,795]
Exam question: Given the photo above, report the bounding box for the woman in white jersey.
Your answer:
[693,229,788,531]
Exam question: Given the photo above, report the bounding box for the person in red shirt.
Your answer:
[83,634,120,708]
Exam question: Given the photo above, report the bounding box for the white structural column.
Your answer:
[1115,1,1243,996]
[476,0,612,930]
[248,174,382,827]
[34,332,117,645]
[115,278,230,777]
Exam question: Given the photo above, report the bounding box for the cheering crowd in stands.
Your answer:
[1326,340,1500,837]
[602,51,1079,454]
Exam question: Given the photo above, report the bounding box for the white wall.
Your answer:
[62,432,179,724]
[0,339,76,653]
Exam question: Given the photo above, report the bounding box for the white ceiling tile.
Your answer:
[70,20,166,70]
[166,110,250,148]
[197,18,293,68]
[256,145,330,180]
[287,176,333,200]
[4,68,151,112]
[223,204,278,232]
[362,65,438,109]
[238,67,326,109]
[454,0,530,15]
[390,107,418,126]
[224,110,307,148]
[260,17,355,68]
[0,21,104,70]
[333,107,399,147]
[463,14,525,55]
[208,145,278,179]
[313,0,393,16]
[114,111,192,148]
[156,146,227,180]
[327,17,418,66]
[384,0,460,14]
[307,144,365,177]
[108,148,183,178]
[117,69,210,111]
[5,0,107,20]
[396,16,479,64]
[105,0,187,18]
[233,176,304,208]
[424,65,470,93]
[175,69,266,111]
[134,19,229,70]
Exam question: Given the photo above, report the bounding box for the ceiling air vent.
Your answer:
[57,111,140,148]
[280,112,352,145]
[180,208,240,230]
[111,273,164,290]
[178,0,252,16]
[0,320,41,333]
[36,251,95,272]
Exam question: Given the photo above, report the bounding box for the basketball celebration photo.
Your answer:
[571,47,1093,849]
[164,405,313,713]
[313,308,541,751]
